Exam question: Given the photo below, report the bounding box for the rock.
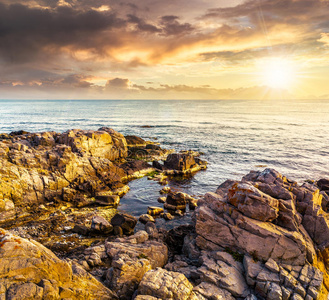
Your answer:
[139,214,155,224]
[91,215,113,234]
[265,258,280,273]
[153,161,163,170]
[165,225,194,256]
[95,195,120,207]
[160,187,171,194]
[157,197,166,203]
[165,192,188,211]
[164,153,197,172]
[147,206,164,216]
[72,224,90,235]
[137,268,193,300]
[198,251,249,298]
[192,282,235,300]
[111,213,137,235]
[107,253,152,300]
[162,212,174,220]
[317,179,329,194]
[125,135,147,147]
[144,222,159,240]
[0,228,117,299]
[228,182,279,222]
[106,234,168,268]
[135,296,159,300]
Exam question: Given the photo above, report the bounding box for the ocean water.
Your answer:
[1,99,328,225]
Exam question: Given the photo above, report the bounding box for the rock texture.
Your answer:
[192,168,329,299]
[0,228,117,300]
[0,128,128,225]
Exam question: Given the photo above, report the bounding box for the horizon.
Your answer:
[0,0,328,100]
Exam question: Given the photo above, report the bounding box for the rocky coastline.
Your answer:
[1,128,329,300]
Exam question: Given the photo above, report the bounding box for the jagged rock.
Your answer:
[137,268,193,300]
[0,228,117,299]
[265,258,280,273]
[228,182,279,222]
[192,282,235,300]
[165,225,194,256]
[106,254,152,300]
[144,222,159,240]
[111,213,137,235]
[164,153,197,171]
[165,257,199,282]
[198,251,249,298]
[91,215,113,234]
[105,234,168,268]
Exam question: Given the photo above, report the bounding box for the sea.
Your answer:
[1,99,328,228]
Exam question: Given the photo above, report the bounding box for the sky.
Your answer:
[0,0,328,100]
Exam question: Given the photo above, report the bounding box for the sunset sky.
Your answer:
[0,0,328,100]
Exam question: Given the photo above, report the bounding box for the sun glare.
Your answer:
[261,58,296,89]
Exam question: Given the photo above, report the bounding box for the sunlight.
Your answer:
[260,58,296,89]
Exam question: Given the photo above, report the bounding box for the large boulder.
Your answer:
[192,168,329,299]
[0,228,117,299]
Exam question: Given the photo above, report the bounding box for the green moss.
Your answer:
[137,253,149,260]
[224,247,244,263]
[146,170,159,178]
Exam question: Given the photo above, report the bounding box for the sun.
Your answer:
[261,58,296,89]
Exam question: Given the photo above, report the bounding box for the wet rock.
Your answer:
[137,268,194,300]
[139,214,155,224]
[157,197,166,203]
[95,195,120,207]
[91,215,113,234]
[111,213,137,235]
[164,153,197,172]
[147,206,164,216]
[162,212,174,220]
[166,192,188,211]
[160,187,171,194]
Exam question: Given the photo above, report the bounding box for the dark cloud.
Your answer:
[127,14,161,33]
[160,15,194,36]
[0,2,127,64]
[105,78,130,89]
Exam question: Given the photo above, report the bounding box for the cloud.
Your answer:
[105,78,130,89]
[0,0,328,99]
[318,33,329,47]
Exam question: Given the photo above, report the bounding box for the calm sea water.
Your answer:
[1,100,328,226]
